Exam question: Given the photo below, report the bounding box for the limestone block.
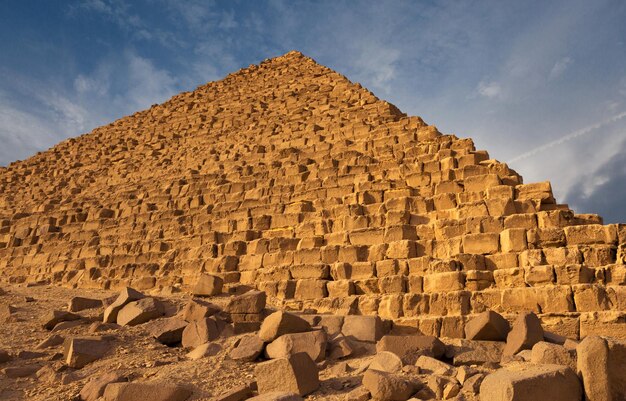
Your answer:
[103,382,192,401]
[289,264,329,279]
[577,336,626,401]
[503,312,544,356]
[181,299,220,322]
[524,265,555,286]
[361,369,415,401]
[463,233,499,255]
[423,272,464,293]
[375,259,401,277]
[192,274,223,296]
[326,280,354,297]
[479,364,581,401]
[265,330,327,362]
[501,288,541,313]
[64,337,111,368]
[254,353,319,396]
[527,228,565,248]
[181,317,220,348]
[43,310,82,330]
[530,341,576,370]
[573,284,610,312]
[464,310,510,341]
[542,247,580,266]
[103,287,145,324]
[68,297,103,312]
[376,335,445,364]
[500,228,527,253]
[386,240,418,259]
[117,297,164,326]
[294,279,327,300]
[342,315,388,342]
[428,291,471,316]
[229,335,264,362]
[564,224,617,245]
[407,275,423,293]
[378,275,406,293]
[515,181,555,204]
[378,294,404,319]
[147,318,188,345]
[259,311,311,342]
[493,269,525,288]
[225,290,266,314]
[554,264,594,284]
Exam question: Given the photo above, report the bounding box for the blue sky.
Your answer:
[1,0,626,222]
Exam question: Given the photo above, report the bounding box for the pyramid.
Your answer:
[0,51,624,339]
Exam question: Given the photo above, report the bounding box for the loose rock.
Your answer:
[480,364,581,401]
[254,352,319,396]
[464,311,510,341]
[361,369,415,401]
[258,311,311,343]
[265,330,327,362]
[192,274,223,297]
[103,288,144,324]
[229,335,265,361]
[103,382,192,401]
[116,297,164,326]
[68,297,103,312]
[503,312,544,357]
[377,335,445,364]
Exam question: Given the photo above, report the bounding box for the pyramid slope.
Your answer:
[0,51,624,339]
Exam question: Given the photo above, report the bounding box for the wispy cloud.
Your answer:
[549,56,572,79]
[509,110,626,163]
[476,80,503,99]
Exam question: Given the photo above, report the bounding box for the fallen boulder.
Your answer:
[185,342,221,360]
[577,336,626,401]
[464,311,510,341]
[69,297,103,312]
[265,330,327,362]
[530,341,576,370]
[342,315,388,343]
[64,336,112,368]
[376,335,445,364]
[103,382,192,401]
[181,299,220,322]
[229,335,264,362]
[254,352,319,396]
[80,371,127,401]
[181,317,220,348]
[116,297,164,326]
[147,317,188,345]
[503,312,543,357]
[192,274,223,297]
[43,310,81,330]
[480,364,581,401]
[368,351,403,373]
[224,290,266,314]
[258,311,311,342]
[103,288,144,324]
[361,369,415,401]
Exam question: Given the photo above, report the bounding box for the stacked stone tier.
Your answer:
[0,51,623,339]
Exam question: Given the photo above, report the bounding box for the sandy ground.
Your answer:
[0,284,374,401]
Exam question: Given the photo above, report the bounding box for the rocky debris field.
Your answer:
[0,279,624,401]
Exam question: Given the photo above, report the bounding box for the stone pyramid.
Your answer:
[0,51,624,339]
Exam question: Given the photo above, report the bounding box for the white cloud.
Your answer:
[549,57,571,79]
[476,80,503,99]
[0,50,180,166]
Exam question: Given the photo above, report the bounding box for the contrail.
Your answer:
[509,110,626,163]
